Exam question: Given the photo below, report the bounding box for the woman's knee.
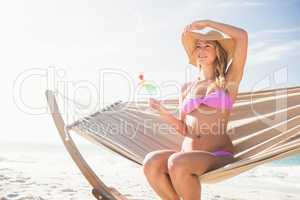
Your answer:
[168,152,216,177]
[143,152,163,175]
[167,153,187,176]
[142,150,174,176]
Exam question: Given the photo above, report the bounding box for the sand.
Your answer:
[1,141,299,200]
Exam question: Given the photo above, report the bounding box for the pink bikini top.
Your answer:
[181,88,233,114]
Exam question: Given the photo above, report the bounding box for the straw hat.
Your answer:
[181,30,236,67]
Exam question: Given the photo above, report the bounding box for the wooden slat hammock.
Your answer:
[45,85,300,200]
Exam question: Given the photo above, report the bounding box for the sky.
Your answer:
[0,0,300,144]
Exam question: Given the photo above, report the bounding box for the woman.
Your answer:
[142,19,248,200]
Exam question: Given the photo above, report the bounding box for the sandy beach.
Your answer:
[1,140,300,200]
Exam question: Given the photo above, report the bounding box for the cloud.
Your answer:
[217,0,265,7]
[248,40,300,65]
[251,27,300,39]
[217,0,298,8]
[259,27,300,34]
[248,26,300,65]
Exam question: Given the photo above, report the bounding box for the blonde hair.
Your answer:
[196,40,229,92]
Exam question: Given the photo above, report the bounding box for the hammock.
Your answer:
[45,86,300,200]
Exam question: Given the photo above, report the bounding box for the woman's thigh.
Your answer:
[167,150,235,176]
[143,149,178,173]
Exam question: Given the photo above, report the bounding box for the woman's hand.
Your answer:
[148,97,163,111]
[183,19,210,33]
[149,97,188,136]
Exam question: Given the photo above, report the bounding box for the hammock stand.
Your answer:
[45,86,300,200]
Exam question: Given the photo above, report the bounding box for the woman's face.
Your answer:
[194,40,217,66]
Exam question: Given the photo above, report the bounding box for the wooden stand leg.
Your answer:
[45,90,129,200]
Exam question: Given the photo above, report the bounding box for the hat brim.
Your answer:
[181,31,236,67]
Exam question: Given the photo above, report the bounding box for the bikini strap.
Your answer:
[181,80,199,100]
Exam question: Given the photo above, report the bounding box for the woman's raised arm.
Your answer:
[186,19,248,101]
[205,20,248,81]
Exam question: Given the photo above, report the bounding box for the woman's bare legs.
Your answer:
[142,150,181,200]
[168,151,235,200]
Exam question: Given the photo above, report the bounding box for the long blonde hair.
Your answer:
[196,40,229,93]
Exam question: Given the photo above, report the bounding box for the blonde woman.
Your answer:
[143,19,248,200]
